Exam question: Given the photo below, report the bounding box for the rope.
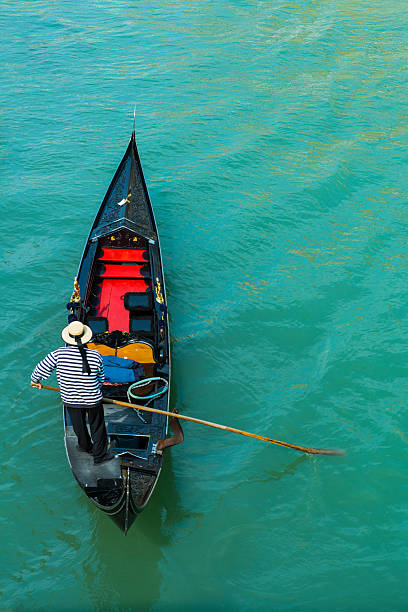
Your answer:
[127,377,169,423]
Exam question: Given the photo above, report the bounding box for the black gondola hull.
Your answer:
[64,132,170,533]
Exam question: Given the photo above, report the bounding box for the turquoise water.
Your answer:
[1,0,408,609]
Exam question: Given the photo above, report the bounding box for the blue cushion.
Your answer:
[102,355,144,383]
[103,355,135,369]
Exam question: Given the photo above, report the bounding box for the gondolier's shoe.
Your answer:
[94,451,115,465]
[77,445,93,454]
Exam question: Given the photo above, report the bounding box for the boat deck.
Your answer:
[65,426,121,488]
[65,401,159,488]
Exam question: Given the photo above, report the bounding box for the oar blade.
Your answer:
[306,447,347,456]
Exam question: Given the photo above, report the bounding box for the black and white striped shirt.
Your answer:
[31,346,104,406]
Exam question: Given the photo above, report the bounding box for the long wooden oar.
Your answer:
[37,384,345,456]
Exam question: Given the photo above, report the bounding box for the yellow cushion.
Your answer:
[87,342,115,356]
[88,342,155,364]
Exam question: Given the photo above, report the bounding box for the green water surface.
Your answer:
[1,1,408,610]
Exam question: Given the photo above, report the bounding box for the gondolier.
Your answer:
[30,320,113,465]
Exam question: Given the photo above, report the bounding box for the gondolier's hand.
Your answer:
[30,381,42,389]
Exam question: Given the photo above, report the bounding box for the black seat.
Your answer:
[129,314,154,335]
[87,316,109,335]
[123,291,153,313]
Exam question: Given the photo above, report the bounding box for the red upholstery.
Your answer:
[99,264,147,279]
[99,248,148,262]
[96,278,149,331]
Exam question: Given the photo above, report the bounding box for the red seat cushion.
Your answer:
[96,278,149,332]
[99,248,148,262]
[99,264,148,279]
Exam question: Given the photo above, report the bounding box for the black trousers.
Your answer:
[66,403,108,461]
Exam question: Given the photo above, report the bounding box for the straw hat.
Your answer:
[62,320,93,346]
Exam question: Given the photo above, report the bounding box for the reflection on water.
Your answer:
[229,455,307,495]
[81,452,201,611]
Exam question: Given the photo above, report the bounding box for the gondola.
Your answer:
[64,131,169,534]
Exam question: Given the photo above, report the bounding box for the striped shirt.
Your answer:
[31,346,104,406]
